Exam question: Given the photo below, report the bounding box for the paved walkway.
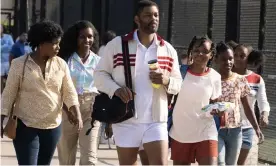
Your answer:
[1,134,262,165]
[1,135,120,165]
[1,136,174,165]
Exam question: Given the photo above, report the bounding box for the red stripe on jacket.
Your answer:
[160,65,172,72]
[158,61,173,68]
[245,73,261,84]
[158,56,174,62]
[113,53,136,68]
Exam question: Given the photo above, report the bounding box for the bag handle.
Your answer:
[10,55,29,117]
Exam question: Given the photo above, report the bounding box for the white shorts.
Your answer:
[112,122,168,148]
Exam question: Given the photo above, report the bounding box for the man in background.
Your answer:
[9,32,32,65]
[1,24,14,93]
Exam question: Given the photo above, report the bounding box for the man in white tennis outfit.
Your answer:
[94,1,182,165]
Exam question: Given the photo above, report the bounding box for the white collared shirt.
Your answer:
[68,51,101,94]
[131,30,158,123]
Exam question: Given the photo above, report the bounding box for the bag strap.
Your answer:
[121,36,135,111]
[121,36,133,89]
[19,55,29,90]
[86,39,134,135]
[11,55,29,117]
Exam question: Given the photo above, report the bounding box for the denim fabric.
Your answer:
[218,127,242,166]
[13,119,61,165]
[241,127,254,149]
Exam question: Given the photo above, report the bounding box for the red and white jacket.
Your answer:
[94,30,182,122]
[240,71,270,128]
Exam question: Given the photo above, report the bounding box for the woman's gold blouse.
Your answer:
[1,55,79,129]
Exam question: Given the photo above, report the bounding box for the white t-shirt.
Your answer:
[169,68,222,143]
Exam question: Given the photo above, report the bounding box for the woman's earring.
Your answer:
[189,56,193,65]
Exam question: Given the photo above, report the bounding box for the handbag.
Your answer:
[3,55,29,139]
[86,36,135,135]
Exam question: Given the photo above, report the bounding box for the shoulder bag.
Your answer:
[4,55,29,139]
[86,36,135,135]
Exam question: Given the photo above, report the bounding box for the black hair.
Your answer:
[58,20,99,61]
[249,50,264,122]
[28,20,63,50]
[256,65,264,75]
[180,53,189,60]
[247,50,264,75]
[234,43,253,53]
[101,30,116,46]
[187,35,215,67]
[215,41,233,58]
[227,40,238,50]
[135,0,158,16]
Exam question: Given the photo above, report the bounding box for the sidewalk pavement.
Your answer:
[1,135,265,165]
[1,136,173,165]
[1,135,124,165]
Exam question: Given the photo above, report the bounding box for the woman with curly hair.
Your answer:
[57,20,101,165]
[1,20,83,165]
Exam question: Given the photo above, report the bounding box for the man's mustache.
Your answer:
[148,20,158,26]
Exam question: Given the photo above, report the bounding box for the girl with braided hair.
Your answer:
[231,44,270,165]
[169,36,221,165]
[215,42,264,165]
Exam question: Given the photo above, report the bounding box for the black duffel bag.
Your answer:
[92,93,134,123]
[86,36,135,135]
